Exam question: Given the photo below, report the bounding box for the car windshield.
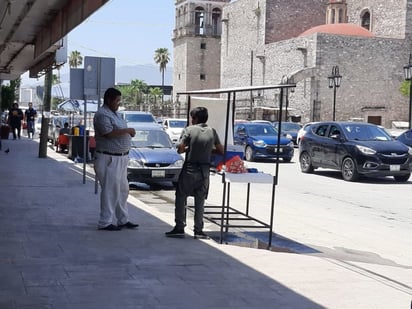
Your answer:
[168,120,186,128]
[275,122,301,131]
[246,124,278,136]
[131,130,173,148]
[343,124,392,141]
[125,114,155,122]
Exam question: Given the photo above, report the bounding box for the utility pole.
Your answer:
[38,69,52,158]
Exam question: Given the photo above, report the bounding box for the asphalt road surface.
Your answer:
[130,152,412,269]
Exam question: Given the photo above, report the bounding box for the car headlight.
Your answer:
[355,145,376,155]
[170,159,184,168]
[128,159,144,168]
[287,141,294,148]
[253,139,266,147]
[408,147,412,155]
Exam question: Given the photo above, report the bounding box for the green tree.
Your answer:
[1,84,15,112]
[148,87,163,114]
[0,77,20,111]
[69,50,83,68]
[130,79,148,109]
[400,80,410,97]
[153,48,170,105]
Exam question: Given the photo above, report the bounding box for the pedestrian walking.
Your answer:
[24,102,37,139]
[7,103,23,140]
[93,87,138,231]
[165,106,224,239]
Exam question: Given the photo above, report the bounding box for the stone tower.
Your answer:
[326,0,348,24]
[173,0,230,113]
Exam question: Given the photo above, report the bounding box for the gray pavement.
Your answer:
[0,137,411,309]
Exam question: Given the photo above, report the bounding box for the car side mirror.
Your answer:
[330,134,341,140]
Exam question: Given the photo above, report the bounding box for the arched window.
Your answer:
[331,9,335,23]
[338,9,343,23]
[212,8,221,35]
[195,6,205,35]
[361,11,370,30]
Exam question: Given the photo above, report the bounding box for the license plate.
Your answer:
[390,165,400,171]
[152,170,165,177]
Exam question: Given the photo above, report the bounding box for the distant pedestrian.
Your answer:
[7,103,23,140]
[24,102,37,139]
[93,87,138,231]
[165,106,224,239]
[59,122,70,135]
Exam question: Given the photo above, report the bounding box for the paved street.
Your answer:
[0,138,411,308]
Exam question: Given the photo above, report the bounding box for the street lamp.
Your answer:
[403,53,412,129]
[328,65,342,121]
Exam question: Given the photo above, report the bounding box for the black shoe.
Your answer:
[98,224,122,231]
[119,221,139,229]
[165,227,185,238]
[194,231,210,239]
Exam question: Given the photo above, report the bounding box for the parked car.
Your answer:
[48,115,70,145]
[233,122,294,162]
[273,122,301,146]
[35,115,42,136]
[127,123,184,186]
[396,129,412,147]
[386,121,409,138]
[297,122,318,145]
[162,118,187,144]
[118,111,157,124]
[299,121,412,182]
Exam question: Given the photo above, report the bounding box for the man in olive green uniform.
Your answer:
[165,106,224,239]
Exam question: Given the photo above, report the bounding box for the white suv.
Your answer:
[162,118,187,144]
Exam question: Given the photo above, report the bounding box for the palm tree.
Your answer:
[69,50,83,68]
[130,79,148,110]
[153,48,170,105]
[148,87,163,114]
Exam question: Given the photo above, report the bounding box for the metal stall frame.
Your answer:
[178,82,296,249]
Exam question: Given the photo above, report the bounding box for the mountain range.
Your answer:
[21,64,173,98]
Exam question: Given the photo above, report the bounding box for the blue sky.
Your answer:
[68,0,175,66]
[22,0,175,86]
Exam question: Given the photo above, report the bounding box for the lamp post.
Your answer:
[403,53,412,129]
[328,65,342,121]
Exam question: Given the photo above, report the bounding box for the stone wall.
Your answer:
[265,0,327,43]
[221,0,412,127]
[346,0,408,39]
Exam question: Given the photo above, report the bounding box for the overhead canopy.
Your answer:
[0,0,109,80]
[57,99,99,113]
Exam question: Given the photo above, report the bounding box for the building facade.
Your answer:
[173,0,229,115]
[174,0,412,127]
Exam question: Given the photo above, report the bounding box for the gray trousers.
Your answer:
[174,164,209,232]
[94,153,130,228]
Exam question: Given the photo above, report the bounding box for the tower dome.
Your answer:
[299,23,375,37]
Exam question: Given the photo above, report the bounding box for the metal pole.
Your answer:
[409,80,412,129]
[333,84,337,121]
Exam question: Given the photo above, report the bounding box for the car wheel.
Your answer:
[394,174,410,182]
[341,157,358,181]
[245,146,254,162]
[299,152,314,173]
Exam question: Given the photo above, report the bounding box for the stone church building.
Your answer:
[173,0,412,128]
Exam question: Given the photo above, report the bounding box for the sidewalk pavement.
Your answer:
[0,137,411,309]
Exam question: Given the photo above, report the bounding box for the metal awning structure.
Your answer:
[0,0,109,80]
[178,83,296,249]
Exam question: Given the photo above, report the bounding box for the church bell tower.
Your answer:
[173,0,230,115]
[326,0,348,24]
